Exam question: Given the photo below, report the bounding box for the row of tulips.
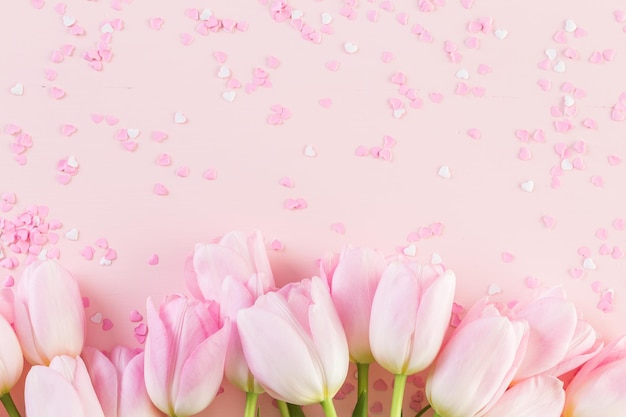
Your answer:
[0,230,625,417]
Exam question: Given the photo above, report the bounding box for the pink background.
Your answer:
[2,0,626,416]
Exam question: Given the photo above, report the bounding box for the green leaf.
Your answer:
[351,391,367,417]
[286,403,307,417]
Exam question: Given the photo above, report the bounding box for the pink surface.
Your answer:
[1,0,626,416]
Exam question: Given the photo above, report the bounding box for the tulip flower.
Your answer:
[426,299,528,417]
[369,261,455,417]
[13,260,85,365]
[0,313,23,417]
[83,346,165,417]
[185,231,276,417]
[320,247,386,417]
[24,355,105,417]
[144,294,230,417]
[563,336,626,416]
[482,375,565,417]
[238,277,349,417]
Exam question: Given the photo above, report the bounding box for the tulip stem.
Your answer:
[390,374,407,417]
[0,393,22,417]
[321,397,338,417]
[415,404,432,417]
[277,400,290,417]
[245,392,259,417]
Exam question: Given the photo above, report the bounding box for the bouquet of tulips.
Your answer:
[0,230,624,417]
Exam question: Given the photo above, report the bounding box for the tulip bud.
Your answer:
[144,295,229,417]
[13,260,86,365]
[25,355,105,417]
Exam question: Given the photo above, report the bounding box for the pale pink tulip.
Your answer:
[426,299,528,417]
[83,346,165,417]
[13,260,85,365]
[144,295,230,417]
[563,336,626,416]
[320,246,387,364]
[186,231,276,394]
[0,314,23,395]
[369,261,455,375]
[185,230,274,305]
[25,355,105,417]
[482,375,565,417]
[238,277,349,405]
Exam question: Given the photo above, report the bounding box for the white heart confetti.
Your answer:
[127,128,140,139]
[10,83,23,96]
[62,15,76,27]
[304,145,317,157]
[174,112,187,123]
[67,156,79,168]
[200,8,213,21]
[561,159,573,171]
[90,312,103,324]
[291,9,304,19]
[65,228,79,241]
[553,60,566,73]
[431,253,442,265]
[217,65,231,79]
[101,23,114,33]
[494,29,508,40]
[521,180,535,192]
[403,244,417,257]
[455,69,470,80]
[583,257,597,270]
[321,12,333,25]
[545,48,557,61]
[344,42,359,54]
[564,19,577,33]
[438,165,451,179]
[222,91,236,102]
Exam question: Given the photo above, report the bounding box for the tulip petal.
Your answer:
[144,297,174,414]
[370,262,419,374]
[407,270,455,374]
[309,277,349,398]
[482,375,565,417]
[25,365,84,417]
[238,296,325,405]
[330,247,386,363]
[82,346,119,417]
[514,297,577,379]
[0,315,23,394]
[427,316,525,417]
[172,324,230,416]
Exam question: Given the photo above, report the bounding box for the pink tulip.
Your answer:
[426,299,528,417]
[482,375,565,417]
[13,260,85,365]
[238,277,349,406]
[369,261,455,375]
[144,295,230,417]
[185,231,276,394]
[185,230,274,305]
[83,346,165,417]
[320,246,387,364]
[0,314,23,395]
[563,336,626,416]
[25,355,105,417]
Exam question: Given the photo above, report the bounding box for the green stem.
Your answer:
[415,404,432,417]
[0,393,22,417]
[320,397,338,417]
[277,400,290,417]
[245,392,259,417]
[390,374,407,417]
[356,362,369,396]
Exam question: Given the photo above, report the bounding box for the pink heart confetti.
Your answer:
[153,183,169,195]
